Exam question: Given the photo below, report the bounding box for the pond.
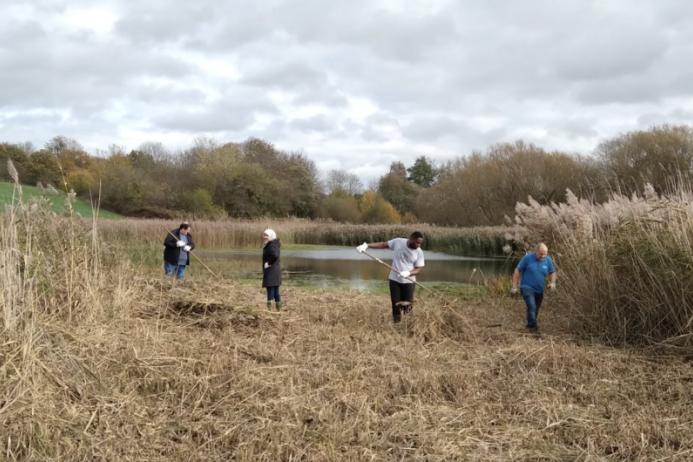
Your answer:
[197,246,513,290]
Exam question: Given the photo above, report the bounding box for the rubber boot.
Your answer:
[267,301,273,311]
[276,301,283,311]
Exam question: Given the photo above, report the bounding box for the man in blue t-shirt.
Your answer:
[511,243,557,332]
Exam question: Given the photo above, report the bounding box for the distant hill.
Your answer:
[0,181,121,219]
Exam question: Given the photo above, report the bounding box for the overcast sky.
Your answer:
[1,0,692,182]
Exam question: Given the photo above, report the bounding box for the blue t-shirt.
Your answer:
[517,252,556,293]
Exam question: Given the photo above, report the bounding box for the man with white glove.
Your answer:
[163,222,195,280]
[511,242,557,332]
[357,232,425,323]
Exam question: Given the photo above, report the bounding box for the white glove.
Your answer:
[548,282,556,291]
[183,245,191,252]
[399,270,411,278]
[510,286,519,295]
[264,262,269,269]
[176,240,186,247]
[356,242,368,253]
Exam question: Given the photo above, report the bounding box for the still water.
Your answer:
[197,246,512,289]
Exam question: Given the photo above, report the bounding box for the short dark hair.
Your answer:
[179,222,191,230]
[410,231,424,240]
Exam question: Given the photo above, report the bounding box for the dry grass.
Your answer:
[96,218,508,256]
[2,272,692,460]
[2,172,692,460]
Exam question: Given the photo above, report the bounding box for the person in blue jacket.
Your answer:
[511,243,557,332]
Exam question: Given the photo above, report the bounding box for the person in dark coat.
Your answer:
[163,222,195,280]
[262,228,282,310]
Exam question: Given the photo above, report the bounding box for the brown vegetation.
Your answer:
[96,218,509,256]
[1,176,692,460]
[513,184,693,351]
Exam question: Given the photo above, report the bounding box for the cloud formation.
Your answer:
[1,0,693,182]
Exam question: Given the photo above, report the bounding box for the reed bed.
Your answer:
[2,271,692,460]
[513,185,693,351]
[96,218,509,257]
[2,170,692,459]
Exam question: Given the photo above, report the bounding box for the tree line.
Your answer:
[1,125,692,226]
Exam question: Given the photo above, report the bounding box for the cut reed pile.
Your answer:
[512,185,693,352]
[97,218,508,256]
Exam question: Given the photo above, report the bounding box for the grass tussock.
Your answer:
[97,218,509,256]
[513,184,693,352]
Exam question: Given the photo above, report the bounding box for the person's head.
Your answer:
[407,231,424,250]
[535,242,548,260]
[262,228,277,243]
[179,222,191,236]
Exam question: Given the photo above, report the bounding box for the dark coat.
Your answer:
[163,229,196,266]
[262,239,281,287]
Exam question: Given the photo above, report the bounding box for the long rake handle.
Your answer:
[167,230,218,278]
[361,249,433,292]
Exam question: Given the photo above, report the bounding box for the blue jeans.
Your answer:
[164,262,187,280]
[521,288,544,328]
[266,286,281,303]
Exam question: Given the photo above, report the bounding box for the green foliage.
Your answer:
[179,188,226,219]
[322,195,361,223]
[378,161,419,213]
[407,156,438,187]
[27,151,62,186]
[0,143,30,182]
[67,169,96,195]
[7,125,693,225]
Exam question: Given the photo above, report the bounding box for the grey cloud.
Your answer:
[1,0,693,178]
[289,114,333,133]
[153,89,278,133]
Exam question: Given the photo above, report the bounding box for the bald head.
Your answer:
[536,243,548,260]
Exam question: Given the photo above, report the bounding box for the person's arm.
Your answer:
[187,234,195,251]
[266,245,279,265]
[547,257,557,289]
[367,241,389,249]
[409,266,424,276]
[511,268,521,290]
[164,232,178,248]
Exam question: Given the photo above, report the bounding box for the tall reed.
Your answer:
[97,218,509,256]
[513,185,693,351]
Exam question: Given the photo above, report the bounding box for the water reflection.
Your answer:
[198,246,512,288]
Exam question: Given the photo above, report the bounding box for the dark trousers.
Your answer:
[389,279,415,323]
[521,288,544,328]
[266,286,281,303]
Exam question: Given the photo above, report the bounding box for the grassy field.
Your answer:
[0,181,120,218]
